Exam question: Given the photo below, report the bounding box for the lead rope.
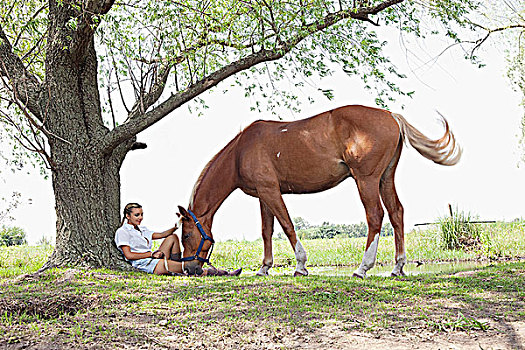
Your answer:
[163,256,170,272]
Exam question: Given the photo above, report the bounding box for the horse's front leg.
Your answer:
[257,200,275,276]
[257,188,308,277]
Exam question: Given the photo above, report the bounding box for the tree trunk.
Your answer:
[42,143,131,269]
[41,2,134,269]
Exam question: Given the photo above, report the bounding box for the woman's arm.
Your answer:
[152,225,178,240]
[120,245,162,260]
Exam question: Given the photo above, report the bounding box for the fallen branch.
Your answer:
[415,220,497,227]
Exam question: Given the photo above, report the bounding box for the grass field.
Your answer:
[1,223,524,349]
[1,221,525,277]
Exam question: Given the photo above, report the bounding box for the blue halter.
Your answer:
[176,209,215,264]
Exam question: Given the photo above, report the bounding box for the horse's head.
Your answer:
[177,205,215,276]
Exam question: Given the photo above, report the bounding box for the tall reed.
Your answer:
[438,208,483,251]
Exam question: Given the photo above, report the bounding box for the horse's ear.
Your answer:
[177,206,190,220]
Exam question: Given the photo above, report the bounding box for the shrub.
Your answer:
[0,226,27,247]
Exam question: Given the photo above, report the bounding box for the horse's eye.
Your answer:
[183,233,191,240]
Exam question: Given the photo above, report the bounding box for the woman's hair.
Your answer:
[120,202,142,226]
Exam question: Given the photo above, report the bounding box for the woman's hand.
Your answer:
[152,225,178,240]
[151,250,165,259]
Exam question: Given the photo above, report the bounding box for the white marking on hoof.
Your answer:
[355,233,380,277]
[391,253,406,277]
[294,240,308,275]
[391,270,406,277]
[352,271,366,279]
[256,265,271,276]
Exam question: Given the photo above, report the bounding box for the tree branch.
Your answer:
[85,0,116,15]
[0,107,55,169]
[0,73,71,147]
[100,0,404,154]
[0,25,44,121]
[124,63,172,122]
[469,23,524,56]
[68,1,116,62]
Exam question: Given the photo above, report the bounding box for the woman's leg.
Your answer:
[153,260,242,276]
[157,234,182,261]
[205,266,243,276]
[152,259,241,276]
[153,259,183,275]
[154,235,242,276]
[152,235,183,275]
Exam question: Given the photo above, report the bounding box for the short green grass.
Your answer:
[0,244,53,277]
[1,261,524,348]
[1,222,524,348]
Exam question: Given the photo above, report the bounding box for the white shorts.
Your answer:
[131,258,161,274]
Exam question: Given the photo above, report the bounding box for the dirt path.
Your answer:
[310,323,525,350]
[4,323,524,350]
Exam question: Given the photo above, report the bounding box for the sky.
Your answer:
[1,25,524,245]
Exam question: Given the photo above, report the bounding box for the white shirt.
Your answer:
[115,223,155,259]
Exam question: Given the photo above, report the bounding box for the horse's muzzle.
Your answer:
[183,261,203,276]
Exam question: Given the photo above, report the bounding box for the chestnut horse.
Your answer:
[177,105,461,277]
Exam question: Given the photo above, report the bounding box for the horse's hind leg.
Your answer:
[257,200,275,276]
[257,188,308,277]
[380,147,406,276]
[353,176,384,278]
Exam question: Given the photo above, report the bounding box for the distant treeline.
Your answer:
[276,217,393,240]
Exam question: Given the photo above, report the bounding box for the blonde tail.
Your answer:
[391,112,462,166]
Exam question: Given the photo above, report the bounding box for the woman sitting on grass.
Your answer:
[115,202,241,276]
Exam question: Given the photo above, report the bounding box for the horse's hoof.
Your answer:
[391,271,406,277]
[352,273,365,279]
[293,270,308,277]
[256,271,269,277]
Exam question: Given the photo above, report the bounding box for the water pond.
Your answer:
[249,260,490,277]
